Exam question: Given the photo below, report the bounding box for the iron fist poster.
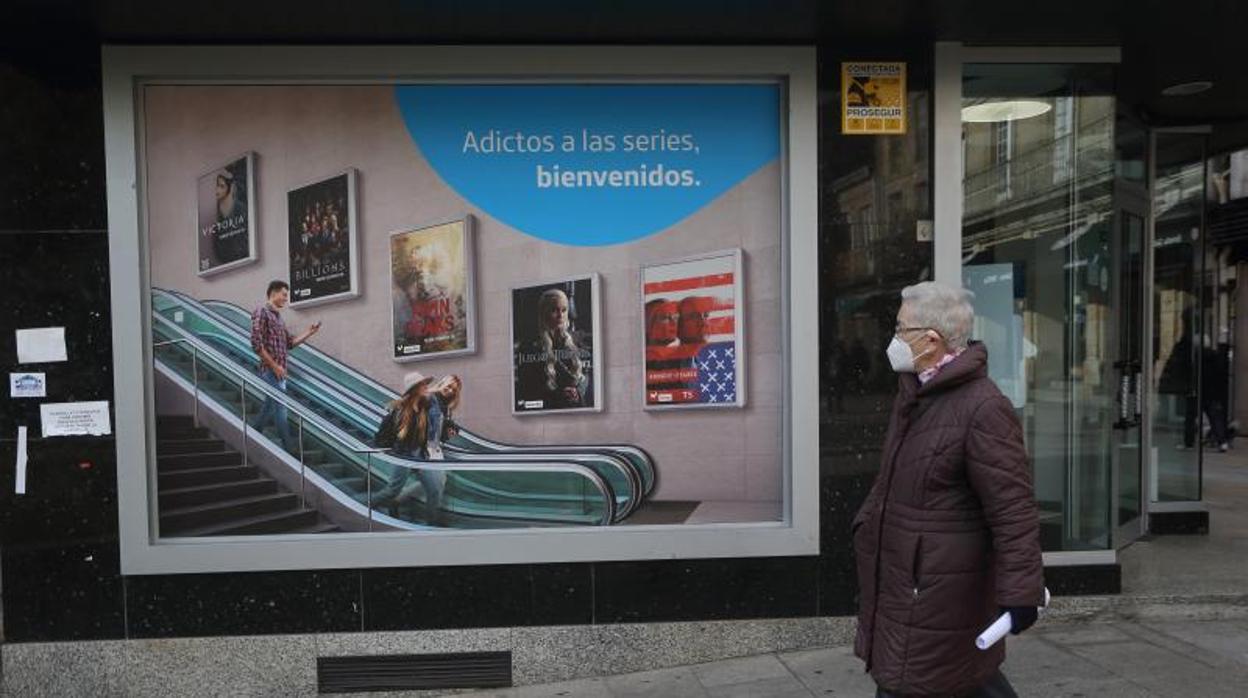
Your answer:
[389,218,475,360]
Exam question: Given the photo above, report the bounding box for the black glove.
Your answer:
[1001,605,1038,635]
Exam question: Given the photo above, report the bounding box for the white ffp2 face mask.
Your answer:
[886,335,935,374]
[886,336,917,373]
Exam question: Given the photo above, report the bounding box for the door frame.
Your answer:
[933,43,1125,565]
[1144,126,1214,518]
[1113,180,1149,547]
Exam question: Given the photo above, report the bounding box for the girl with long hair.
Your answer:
[373,373,462,525]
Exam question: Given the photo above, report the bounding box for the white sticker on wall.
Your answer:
[39,401,112,437]
[10,372,47,398]
[15,327,68,363]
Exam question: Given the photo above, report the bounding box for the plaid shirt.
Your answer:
[251,302,293,372]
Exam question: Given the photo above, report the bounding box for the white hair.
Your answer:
[900,281,976,350]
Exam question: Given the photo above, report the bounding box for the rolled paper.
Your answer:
[975,613,1013,650]
[975,588,1051,651]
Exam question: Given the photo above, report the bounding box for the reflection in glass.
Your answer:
[961,64,1117,551]
[819,75,933,476]
[1151,133,1208,502]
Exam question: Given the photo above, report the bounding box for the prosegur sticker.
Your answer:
[10,372,47,398]
[841,62,907,135]
[39,401,112,438]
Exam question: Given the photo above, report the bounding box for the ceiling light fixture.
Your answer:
[1161,80,1213,96]
[960,100,1052,123]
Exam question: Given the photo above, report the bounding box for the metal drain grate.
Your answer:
[317,651,512,693]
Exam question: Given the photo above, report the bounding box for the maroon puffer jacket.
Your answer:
[852,342,1044,696]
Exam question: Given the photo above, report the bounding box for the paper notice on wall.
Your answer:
[10,372,47,398]
[39,401,112,437]
[15,327,67,363]
[15,426,29,494]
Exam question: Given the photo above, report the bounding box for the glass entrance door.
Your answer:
[960,62,1119,551]
[1148,130,1210,504]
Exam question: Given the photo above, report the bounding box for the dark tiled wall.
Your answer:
[0,43,935,643]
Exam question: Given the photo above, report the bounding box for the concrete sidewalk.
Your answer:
[462,618,1248,697]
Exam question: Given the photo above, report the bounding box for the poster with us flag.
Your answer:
[641,249,746,409]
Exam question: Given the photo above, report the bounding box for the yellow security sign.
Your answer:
[842,62,907,135]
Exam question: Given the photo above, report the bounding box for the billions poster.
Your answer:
[642,249,745,409]
[287,169,359,307]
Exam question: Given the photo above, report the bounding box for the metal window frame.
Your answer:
[1146,126,1214,514]
[104,45,819,574]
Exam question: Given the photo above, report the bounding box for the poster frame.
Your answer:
[388,214,479,363]
[103,44,819,575]
[640,248,746,411]
[508,272,605,416]
[194,150,258,277]
[286,167,361,309]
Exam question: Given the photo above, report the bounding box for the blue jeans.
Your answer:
[372,467,447,523]
[373,398,448,522]
[251,369,294,450]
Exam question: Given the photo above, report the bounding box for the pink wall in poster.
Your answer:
[144,85,784,510]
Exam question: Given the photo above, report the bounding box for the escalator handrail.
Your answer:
[453,429,655,499]
[166,290,653,504]
[154,310,630,521]
[152,315,617,525]
[178,291,393,410]
[194,293,396,397]
[444,445,641,519]
[319,449,619,525]
[154,290,385,433]
[154,293,641,518]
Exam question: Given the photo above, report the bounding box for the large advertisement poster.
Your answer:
[196,152,256,276]
[390,218,475,361]
[511,274,601,414]
[287,169,359,307]
[642,250,745,408]
[139,77,786,548]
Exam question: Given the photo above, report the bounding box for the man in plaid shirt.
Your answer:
[250,280,322,451]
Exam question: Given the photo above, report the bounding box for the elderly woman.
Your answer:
[852,281,1044,698]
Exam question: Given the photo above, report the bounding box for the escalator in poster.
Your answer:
[150,288,655,534]
[181,290,655,498]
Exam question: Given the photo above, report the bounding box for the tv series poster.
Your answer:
[287,170,358,306]
[390,218,474,361]
[511,275,601,414]
[196,152,256,276]
[642,250,745,408]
